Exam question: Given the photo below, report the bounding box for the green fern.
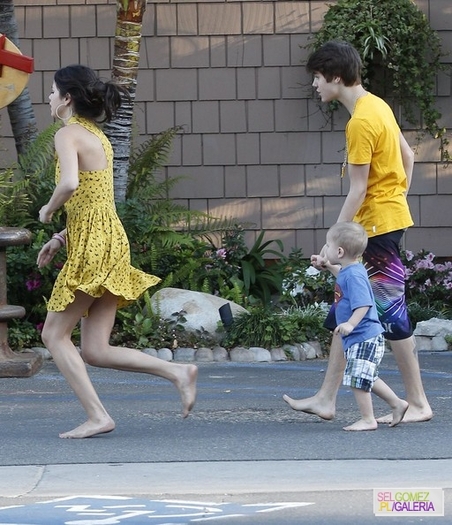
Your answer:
[127,127,182,199]
[0,168,30,226]
[1,122,61,230]
[18,122,59,178]
[185,216,254,244]
[1,122,58,226]
[123,127,243,251]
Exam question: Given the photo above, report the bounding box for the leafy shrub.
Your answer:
[279,248,334,307]
[6,230,66,346]
[402,249,452,323]
[405,302,447,329]
[311,0,449,160]
[222,304,330,350]
[152,226,248,300]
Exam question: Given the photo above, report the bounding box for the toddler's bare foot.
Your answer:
[176,364,198,418]
[343,418,378,431]
[59,416,115,439]
[282,394,335,420]
[377,405,433,424]
[389,400,409,428]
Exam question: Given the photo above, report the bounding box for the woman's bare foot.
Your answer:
[389,400,409,428]
[377,405,433,424]
[343,418,378,431]
[59,416,115,439]
[282,394,335,420]
[175,364,198,418]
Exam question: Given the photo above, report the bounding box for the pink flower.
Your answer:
[405,250,414,261]
[415,259,434,270]
[216,248,227,259]
[26,277,41,291]
[36,322,44,332]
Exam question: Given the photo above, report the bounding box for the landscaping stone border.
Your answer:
[29,321,452,365]
[30,342,324,363]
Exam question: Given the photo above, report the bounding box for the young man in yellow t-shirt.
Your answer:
[283,40,432,425]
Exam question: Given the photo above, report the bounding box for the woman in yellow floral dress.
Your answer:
[37,65,197,439]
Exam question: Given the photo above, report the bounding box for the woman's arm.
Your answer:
[39,128,79,224]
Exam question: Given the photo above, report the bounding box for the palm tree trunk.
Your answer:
[0,0,38,156]
[104,0,147,203]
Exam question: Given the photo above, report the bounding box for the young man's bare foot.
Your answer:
[377,405,433,424]
[389,400,409,428]
[59,416,115,439]
[343,418,378,431]
[282,394,335,420]
[175,364,198,418]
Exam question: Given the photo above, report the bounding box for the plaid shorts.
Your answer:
[343,334,386,392]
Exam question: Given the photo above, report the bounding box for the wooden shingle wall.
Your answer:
[1,0,452,257]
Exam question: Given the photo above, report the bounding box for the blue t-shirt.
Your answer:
[334,263,384,349]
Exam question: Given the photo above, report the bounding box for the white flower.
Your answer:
[290,283,305,297]
[305,266,321,277]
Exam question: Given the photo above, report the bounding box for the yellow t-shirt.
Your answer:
[346,93,413,237]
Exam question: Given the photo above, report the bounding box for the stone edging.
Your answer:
[30,341,324,363]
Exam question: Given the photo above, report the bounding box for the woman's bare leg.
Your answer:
[41,293,115,439]
[80,291,197,421]
[377,336,432,424]
[283,332,344,420]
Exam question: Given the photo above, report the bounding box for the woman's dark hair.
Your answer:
[54,65,126,123]
[306,41,362,87]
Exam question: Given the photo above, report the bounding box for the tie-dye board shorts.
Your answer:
[324,229,413,341]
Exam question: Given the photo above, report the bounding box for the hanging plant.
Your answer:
[309,0,450,161]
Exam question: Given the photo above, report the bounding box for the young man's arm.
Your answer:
[337,163,370,222]
[399,132,414,193]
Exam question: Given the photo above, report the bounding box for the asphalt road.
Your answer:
[0,351,451,524]
[1,352,451,464]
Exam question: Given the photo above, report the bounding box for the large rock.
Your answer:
[414,318,452,352]
[150,288,248,342]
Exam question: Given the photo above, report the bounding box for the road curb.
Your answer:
[1,459,451,499]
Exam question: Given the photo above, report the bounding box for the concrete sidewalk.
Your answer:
[2,459,452,500]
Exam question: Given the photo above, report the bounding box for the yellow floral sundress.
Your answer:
[47,116,160,312]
